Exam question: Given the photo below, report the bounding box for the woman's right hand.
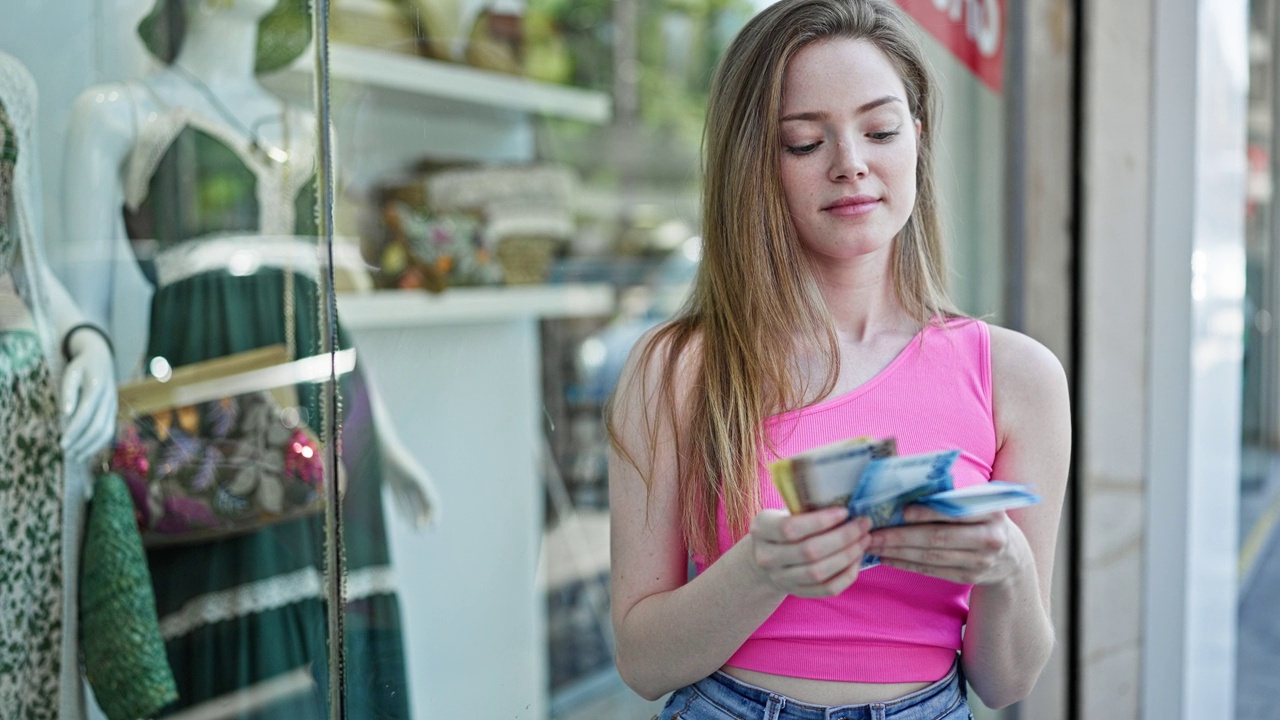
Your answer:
[746,507,873,598]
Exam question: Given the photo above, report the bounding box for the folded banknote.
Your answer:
[768,436,894,513]
[916,481,1041,517]
[847,449,961,530]
[768,439,1042,569]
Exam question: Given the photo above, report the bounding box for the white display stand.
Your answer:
[271,42,615,719]
[338,285,614,720]
[314,43,610,123]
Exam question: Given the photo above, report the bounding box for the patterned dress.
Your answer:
[118,81,410,718]
[0,89,64,720]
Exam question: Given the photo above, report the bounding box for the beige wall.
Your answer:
[1014,0,1163,716]
[1078,0,1153,716]
[1009,0,1076,718]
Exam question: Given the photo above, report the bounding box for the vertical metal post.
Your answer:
[310,1,347,717]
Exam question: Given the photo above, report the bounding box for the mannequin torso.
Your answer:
[0,66,64,720]
[0,49,118,720]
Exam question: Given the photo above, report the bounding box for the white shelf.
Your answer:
[336,284,616,329]
[288,43,612,124]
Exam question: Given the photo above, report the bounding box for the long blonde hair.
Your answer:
[608,0,958,561]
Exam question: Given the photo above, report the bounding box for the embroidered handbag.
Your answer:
[103,344,351,548]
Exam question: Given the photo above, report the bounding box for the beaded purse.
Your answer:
[103,344,348,547]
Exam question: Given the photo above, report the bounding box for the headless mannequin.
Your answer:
[0,49,116,720]
[60,0,439,527]
[0,53,115,465]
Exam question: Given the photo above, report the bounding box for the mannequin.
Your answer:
[59,0,435,715]
[0,51,116,720]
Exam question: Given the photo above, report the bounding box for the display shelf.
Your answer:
[284,43,612,124]
[336,284,616,329]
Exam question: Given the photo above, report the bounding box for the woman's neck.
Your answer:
[813,251,913,342]
[172,12,259,88]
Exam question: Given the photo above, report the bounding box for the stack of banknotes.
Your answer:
[769,437,1041,567]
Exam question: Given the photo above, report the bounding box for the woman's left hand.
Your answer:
[864,505,1034,586]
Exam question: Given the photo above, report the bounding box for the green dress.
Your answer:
[120,87,410,718]
[0,92,64,720]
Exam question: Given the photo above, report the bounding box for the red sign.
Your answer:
[894,0,1004,93]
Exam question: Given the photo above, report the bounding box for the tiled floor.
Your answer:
[1237,447,1280,720]
[544,509,665,720]
[1238,532,1280,720]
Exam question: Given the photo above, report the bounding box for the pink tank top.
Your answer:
[694,318,996,683]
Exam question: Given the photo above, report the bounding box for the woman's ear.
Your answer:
[915,118,923,142]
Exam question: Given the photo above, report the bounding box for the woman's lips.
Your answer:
[823,196,880,217]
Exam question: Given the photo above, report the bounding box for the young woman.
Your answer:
[607,0,1071,717]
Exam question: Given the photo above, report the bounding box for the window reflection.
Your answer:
[55,0,414,716]
[1239,2,1280,718]
[0,0,1021,715]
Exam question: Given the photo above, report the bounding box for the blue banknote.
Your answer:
[846,450,960,532]
[844,451,1041,568]
[916,481,1041,517]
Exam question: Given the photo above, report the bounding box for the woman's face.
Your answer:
[777,37,919,267]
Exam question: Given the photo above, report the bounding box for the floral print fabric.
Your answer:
[0,98,63,720]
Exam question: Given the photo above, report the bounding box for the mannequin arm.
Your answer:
[42,266,117,463]
[366,372,441,529]
[59,85,151,378]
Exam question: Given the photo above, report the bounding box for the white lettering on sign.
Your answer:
[929,0,1002,57]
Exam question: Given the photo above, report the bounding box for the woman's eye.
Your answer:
[869,130,900,142]
[785,142,820,155]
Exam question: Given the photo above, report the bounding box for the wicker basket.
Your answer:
[496,235,561,285]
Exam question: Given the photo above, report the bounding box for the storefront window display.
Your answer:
[0,0,1019,717]
[6,0,424,717]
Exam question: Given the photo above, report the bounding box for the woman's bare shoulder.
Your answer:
[618,320,704,393]
[608,320,704,444]
[985,324,1070,440]
[987,324,1064,376]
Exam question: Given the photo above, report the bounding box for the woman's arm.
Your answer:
[609,330,873,700]
[961,328,1069,706]
[867,326,1070,708]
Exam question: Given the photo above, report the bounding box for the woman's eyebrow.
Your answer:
[780,95,904,123]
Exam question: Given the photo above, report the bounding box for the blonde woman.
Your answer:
[607,0,1070,717]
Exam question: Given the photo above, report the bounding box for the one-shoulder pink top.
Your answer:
[694,318,997,683]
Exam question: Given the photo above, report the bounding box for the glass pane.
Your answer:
[0,0,1019,715]
[316,0,1015,717]
[3,1,341,717]
[1239,1,1280,717]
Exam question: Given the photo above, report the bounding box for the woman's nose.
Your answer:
[829,139,868,181]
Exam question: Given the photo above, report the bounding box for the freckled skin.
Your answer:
[778,38,920,273]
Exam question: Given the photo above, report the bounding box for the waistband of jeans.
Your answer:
[701,658,961,717]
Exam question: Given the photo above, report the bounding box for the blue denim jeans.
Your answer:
[656,660,971,720]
